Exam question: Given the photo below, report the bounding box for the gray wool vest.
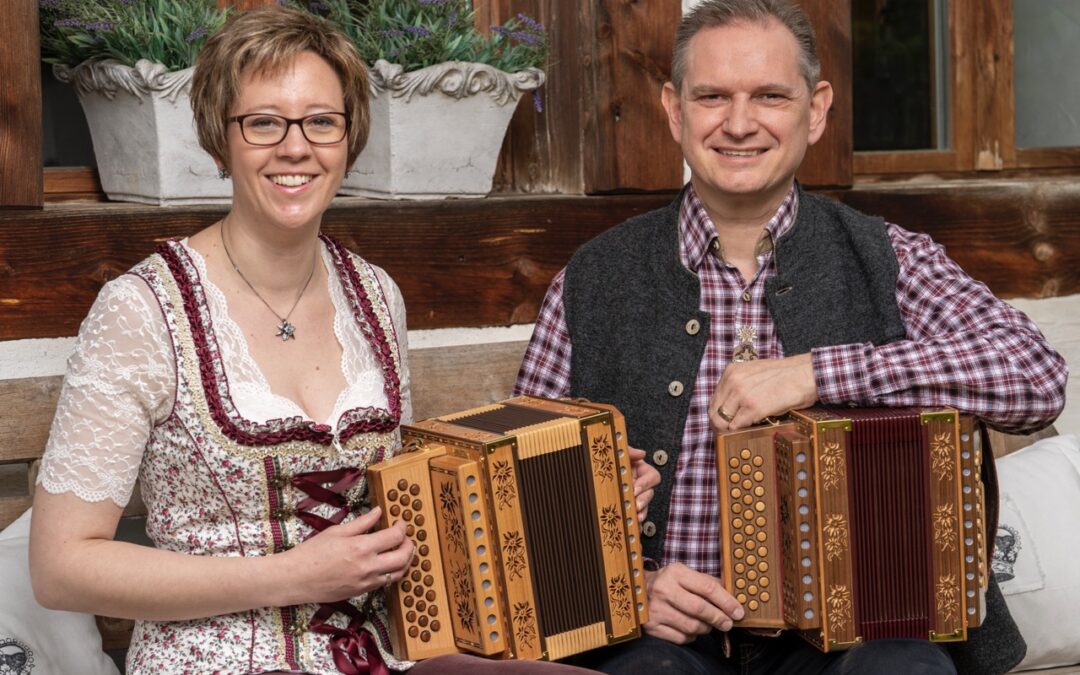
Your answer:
[564,186,905,561]
[561,185,1025,674]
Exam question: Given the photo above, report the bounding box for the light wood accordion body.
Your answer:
[716,407,988,652]
[368,396,649,662]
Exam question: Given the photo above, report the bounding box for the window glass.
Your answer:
[1014,0,1080,149]
[852,0,949,152]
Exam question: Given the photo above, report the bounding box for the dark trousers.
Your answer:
[565,631,957,675]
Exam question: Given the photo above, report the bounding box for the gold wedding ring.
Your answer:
[384,572,393,587]
[718,408,734,423]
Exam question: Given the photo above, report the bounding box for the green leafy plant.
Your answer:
[39,0,228,71]
[306,0,548,74]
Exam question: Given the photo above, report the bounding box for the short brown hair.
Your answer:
[191,4,370,169]
[671,0,820,94]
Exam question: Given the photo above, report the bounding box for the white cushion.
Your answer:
[1007,294,1080,436]
[0,509,120,675]
[996,434,1080,671]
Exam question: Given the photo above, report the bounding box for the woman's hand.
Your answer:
[283,506,415,605]
[629,447,661,522]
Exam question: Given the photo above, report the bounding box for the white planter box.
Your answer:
[55,59,229,206]
[341,60,544,200]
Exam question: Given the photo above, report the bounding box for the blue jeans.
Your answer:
[564,631,957,675]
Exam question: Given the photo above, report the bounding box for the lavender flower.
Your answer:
[517,13,544,33]
[511,30,543,46]
[83,20,114,31]
[418,0,449,5]
[532,90,544,113]
[490,24,512,39]
[403,25,433,37]
[53,17,85,28]
[185,25,207,44]
[379,28,405,38]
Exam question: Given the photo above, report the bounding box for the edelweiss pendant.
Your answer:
[732,324,758,362]
[276,319,297,341]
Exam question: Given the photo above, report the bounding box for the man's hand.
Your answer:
[629,447,660,522]
[643,563,745,644]
[709,353,818,431]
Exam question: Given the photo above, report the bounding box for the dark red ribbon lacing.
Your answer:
[291,468,389,675]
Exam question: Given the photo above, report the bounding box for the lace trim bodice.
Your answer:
[38,239,412,507]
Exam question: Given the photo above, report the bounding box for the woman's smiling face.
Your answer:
[225,50,348,234]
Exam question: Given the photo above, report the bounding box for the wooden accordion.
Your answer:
[368,396,649,662]
[716,407,988,651]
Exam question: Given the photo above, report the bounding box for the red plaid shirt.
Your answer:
[513,184,1066,575]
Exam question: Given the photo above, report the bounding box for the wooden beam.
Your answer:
[483,0,682,194]
[972,0,1015,171]
[0,194,674,340]
[0,0,43,209]
[798,0,853,188]
[582,0,682,192]
[834,180,1080,299]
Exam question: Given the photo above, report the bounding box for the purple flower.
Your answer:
[83,20,114,31]
[511,30,543,46]
[448,8,458,26]
[517,13,544,33]
[490,24,512,39]
[418,0,448,4]
[185,25,207,43]
[532,90,543,113]
[53,17,84,28]
[403,25,433,37]
[379,28,404,38]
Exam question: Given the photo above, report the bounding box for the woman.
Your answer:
[29,6,655,674]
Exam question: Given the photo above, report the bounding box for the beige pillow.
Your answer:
[0,509,121,675]
[1006,294,1080,437]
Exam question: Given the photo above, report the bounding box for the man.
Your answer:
[513,1,1067,673]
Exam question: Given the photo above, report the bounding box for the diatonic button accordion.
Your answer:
[716,407,987,651]
[368,396,649,662]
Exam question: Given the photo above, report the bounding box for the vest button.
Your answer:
[642,520,657,537]
[652,449,669,466]
[668,380,684,397]
[685,319,701,336]
[741,291,752,302]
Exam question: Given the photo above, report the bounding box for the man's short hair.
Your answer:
[191,4,370,169]
[671,0,821,94]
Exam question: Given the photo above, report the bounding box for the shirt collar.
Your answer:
[678,183,800,271]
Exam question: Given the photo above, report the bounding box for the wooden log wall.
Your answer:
[1,181,1078,342]
[0,0,43,209]
[477,0,684,194]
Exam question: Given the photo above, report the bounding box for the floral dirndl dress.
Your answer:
[125,236,409,674]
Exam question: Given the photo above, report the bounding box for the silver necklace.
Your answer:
[220,225,316,342]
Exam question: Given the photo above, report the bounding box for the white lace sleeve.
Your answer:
[375,267,412,425]
[37,275,176,507]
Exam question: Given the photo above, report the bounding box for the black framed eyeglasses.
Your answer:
[227,112,349,146]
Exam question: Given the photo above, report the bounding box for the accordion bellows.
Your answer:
[716,407,988,651]
[368,396,649,662]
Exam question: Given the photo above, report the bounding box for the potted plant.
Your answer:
[314,0,547,199]
[40,0,229,205]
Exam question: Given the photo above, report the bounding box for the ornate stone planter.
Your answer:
[55,59,229,206]
[341,60,544,200]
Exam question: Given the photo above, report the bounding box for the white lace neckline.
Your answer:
[181,239,389,427]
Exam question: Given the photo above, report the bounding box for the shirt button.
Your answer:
[652,449,669,466]
[642,520,657,537]
[710,239,720,252]
[742,291,752,302]
[668,380,684,397]
[685,319,701,336]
